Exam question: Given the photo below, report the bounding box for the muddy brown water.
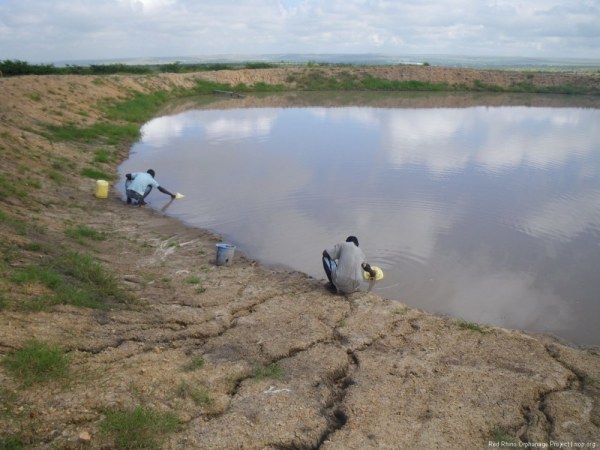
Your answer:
[119,92,600,346]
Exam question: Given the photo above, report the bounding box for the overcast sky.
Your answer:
[0,0,598,63]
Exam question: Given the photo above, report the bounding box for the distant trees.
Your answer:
[0,59,58,76]
[0,60,154,76]
[0,59,278,77]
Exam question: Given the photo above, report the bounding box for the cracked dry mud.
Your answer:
[0,67,599,448]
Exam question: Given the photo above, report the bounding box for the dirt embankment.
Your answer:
[0,67,599,449]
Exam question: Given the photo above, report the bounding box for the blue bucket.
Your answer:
[215,243,236,266]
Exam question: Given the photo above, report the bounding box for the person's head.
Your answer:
[346,236,359,247]
[147,169,156,178]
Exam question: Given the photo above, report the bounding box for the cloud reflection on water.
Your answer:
[517,189,600,242]
[121,103,600,344]
[384,107,599,174]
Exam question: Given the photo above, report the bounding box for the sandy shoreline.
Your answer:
[0,67,598,448]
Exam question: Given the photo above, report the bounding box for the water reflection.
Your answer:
[384,107,598,174]
[120,97,600,346]
[517,189,600,242]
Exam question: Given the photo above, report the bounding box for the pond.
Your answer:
[118,92,600,346]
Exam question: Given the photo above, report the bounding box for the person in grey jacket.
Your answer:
[322,236,376,295]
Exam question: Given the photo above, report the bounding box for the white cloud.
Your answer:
[0,0,598,62]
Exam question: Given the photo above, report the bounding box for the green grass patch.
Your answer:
[361,77,449,91]
[295,71,351,90]
[11,265,61,288]
[182,357,205,372]
[0,175,28,199]
[233,81,286,92]
[194,79,235,94]
[2,340,69,386]
[29,285,99,310]
[252,362,284,379]
[65,224,107,242]
[456,319,486,333]
[194,79,282,94]
[93,148,112,163]
[47,170,65,184]
[0,386,19,417]
[99,406,180,450]
[44,122,140,145]
[0,435,25,449]
[104,91,171,123]
[540,83,598,95]
[472,79,506,92]
[184,275,206,294]
[54,252,126,300]
[490,425,517,445]
[22,242,45,252]
[27,92,41,102]
[0,212,28,236]
[175,380,212,406]
[11,251,130,310]
[185,275,201,285]
[80,167,115,180]
[26,179,41,190]
[50,155,76,171]
[286,71,453,92]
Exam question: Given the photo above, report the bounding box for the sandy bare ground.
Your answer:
[0,67,599,448]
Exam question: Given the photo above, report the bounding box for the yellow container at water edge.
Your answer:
[95,180,109,199]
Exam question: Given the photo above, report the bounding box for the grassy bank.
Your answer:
[1,68,599,447]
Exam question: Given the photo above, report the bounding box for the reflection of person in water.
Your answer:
[322,235,376,294]
[124,169,175,206]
